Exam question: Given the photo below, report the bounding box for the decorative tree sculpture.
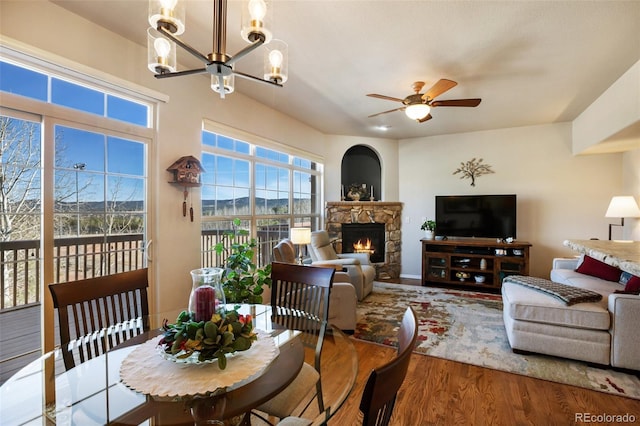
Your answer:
[453,158,494,187]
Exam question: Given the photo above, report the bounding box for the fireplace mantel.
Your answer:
[325,201,403,279]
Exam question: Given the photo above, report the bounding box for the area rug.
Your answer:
[354,281,640,400]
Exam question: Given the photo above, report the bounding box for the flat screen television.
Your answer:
[435,194,517,239]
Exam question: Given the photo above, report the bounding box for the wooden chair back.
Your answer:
[270,261,335,413]
[359,307,418,426]
[49,268,150,370]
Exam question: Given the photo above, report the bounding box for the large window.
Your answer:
[0,54,155,380]
[0,60,149,127]
[201,129,322,268]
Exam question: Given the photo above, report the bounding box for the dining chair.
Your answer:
[255,261,335,422]
[273,239,357,332]
[48,268,150,370]
[276,306,418,426]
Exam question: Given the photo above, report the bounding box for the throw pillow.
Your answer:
[625,274,640,292]
[575,255,622,282]
[619,271,633,286]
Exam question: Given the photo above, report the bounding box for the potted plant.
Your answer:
[214,218,272,304]
[421,220,436,239]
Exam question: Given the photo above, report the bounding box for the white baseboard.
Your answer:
[400,273,421,280]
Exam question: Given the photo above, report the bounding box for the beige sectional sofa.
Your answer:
[502,257,640,371]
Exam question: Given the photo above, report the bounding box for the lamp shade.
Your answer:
[264,39,288,84]
[290,227,311,245]
[147,28,176,74]
[605,196,640,218]
[405,103,430,120]
[241,0,272,44]
[211,74,235,94]
[148,0,185,35]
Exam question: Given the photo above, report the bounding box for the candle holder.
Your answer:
[189,267,225,322]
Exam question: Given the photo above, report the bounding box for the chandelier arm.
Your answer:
[232,70,283,87]
[154,68,209,79]
[157,26,210,64]
[225,38,265,66]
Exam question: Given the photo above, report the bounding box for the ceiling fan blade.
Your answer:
[422,79,458,101]
[368,107,405,118]
[417,114,433,123]
[367,94,405,103]
[431,98,482,107]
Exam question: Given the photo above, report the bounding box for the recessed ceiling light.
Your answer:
[376,125,390,131]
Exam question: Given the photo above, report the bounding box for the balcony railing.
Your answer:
[1,234,145,310]
[2,226,289,310]
[201,225,288,270]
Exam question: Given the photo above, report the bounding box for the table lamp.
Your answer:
[290,227,311,264]
[605,196,640,240]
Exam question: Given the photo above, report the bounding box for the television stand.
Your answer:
[421,239,531,291]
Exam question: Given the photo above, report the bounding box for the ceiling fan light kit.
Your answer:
[146,0,288,99]
[405,103,430,120]
[368,78,481,124]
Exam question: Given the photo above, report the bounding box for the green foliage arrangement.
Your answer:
[421,220,436,231]
[214,218,272,304]
[158,309,257,369]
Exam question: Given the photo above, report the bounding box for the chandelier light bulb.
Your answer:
[264,40,288,83]
[154,37,171,59]
[269,49,283,67]
[159,0,178,10]
[149,0,185,34]
[248,0,267,21]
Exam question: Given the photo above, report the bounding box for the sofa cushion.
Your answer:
[549,268,617,297]
[504,275,603,305]
[575,255,622,282]
[502,281,610,330]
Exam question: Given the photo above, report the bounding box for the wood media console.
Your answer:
[421,239,531,291]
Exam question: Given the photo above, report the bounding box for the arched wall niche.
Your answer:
[341,145,382,201]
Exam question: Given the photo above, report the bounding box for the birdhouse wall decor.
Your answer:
[167,155,205,185]
[167,156,205,222]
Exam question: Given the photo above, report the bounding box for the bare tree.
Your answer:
[0,116,41,241]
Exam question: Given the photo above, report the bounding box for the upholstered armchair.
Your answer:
[307,230,375,301]
[272,239,357,332]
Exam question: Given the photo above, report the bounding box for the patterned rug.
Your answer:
[354,282,640,400]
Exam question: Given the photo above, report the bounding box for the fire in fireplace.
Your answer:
[341,223,385,263]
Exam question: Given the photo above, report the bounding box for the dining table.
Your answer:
[0,304,358,425]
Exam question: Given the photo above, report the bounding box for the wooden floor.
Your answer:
[329,278,640,426]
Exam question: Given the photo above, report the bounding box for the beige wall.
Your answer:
[398,123,628,279]
[623,149,640,240]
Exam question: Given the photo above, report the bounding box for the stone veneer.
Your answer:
[325,201,403,279]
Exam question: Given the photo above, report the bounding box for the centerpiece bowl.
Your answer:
[157,309,257,370]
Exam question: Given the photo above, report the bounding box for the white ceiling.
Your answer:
[52,1,640,140]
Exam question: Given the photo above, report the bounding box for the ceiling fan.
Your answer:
[367,79,481,123]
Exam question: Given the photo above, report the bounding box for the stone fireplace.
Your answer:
[325,201,402,279]
[342,223,386,263]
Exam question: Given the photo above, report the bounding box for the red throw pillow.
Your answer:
[575,255,622,282]
[625,274,640,292]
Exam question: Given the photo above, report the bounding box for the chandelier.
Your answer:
[146,0,288,98]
